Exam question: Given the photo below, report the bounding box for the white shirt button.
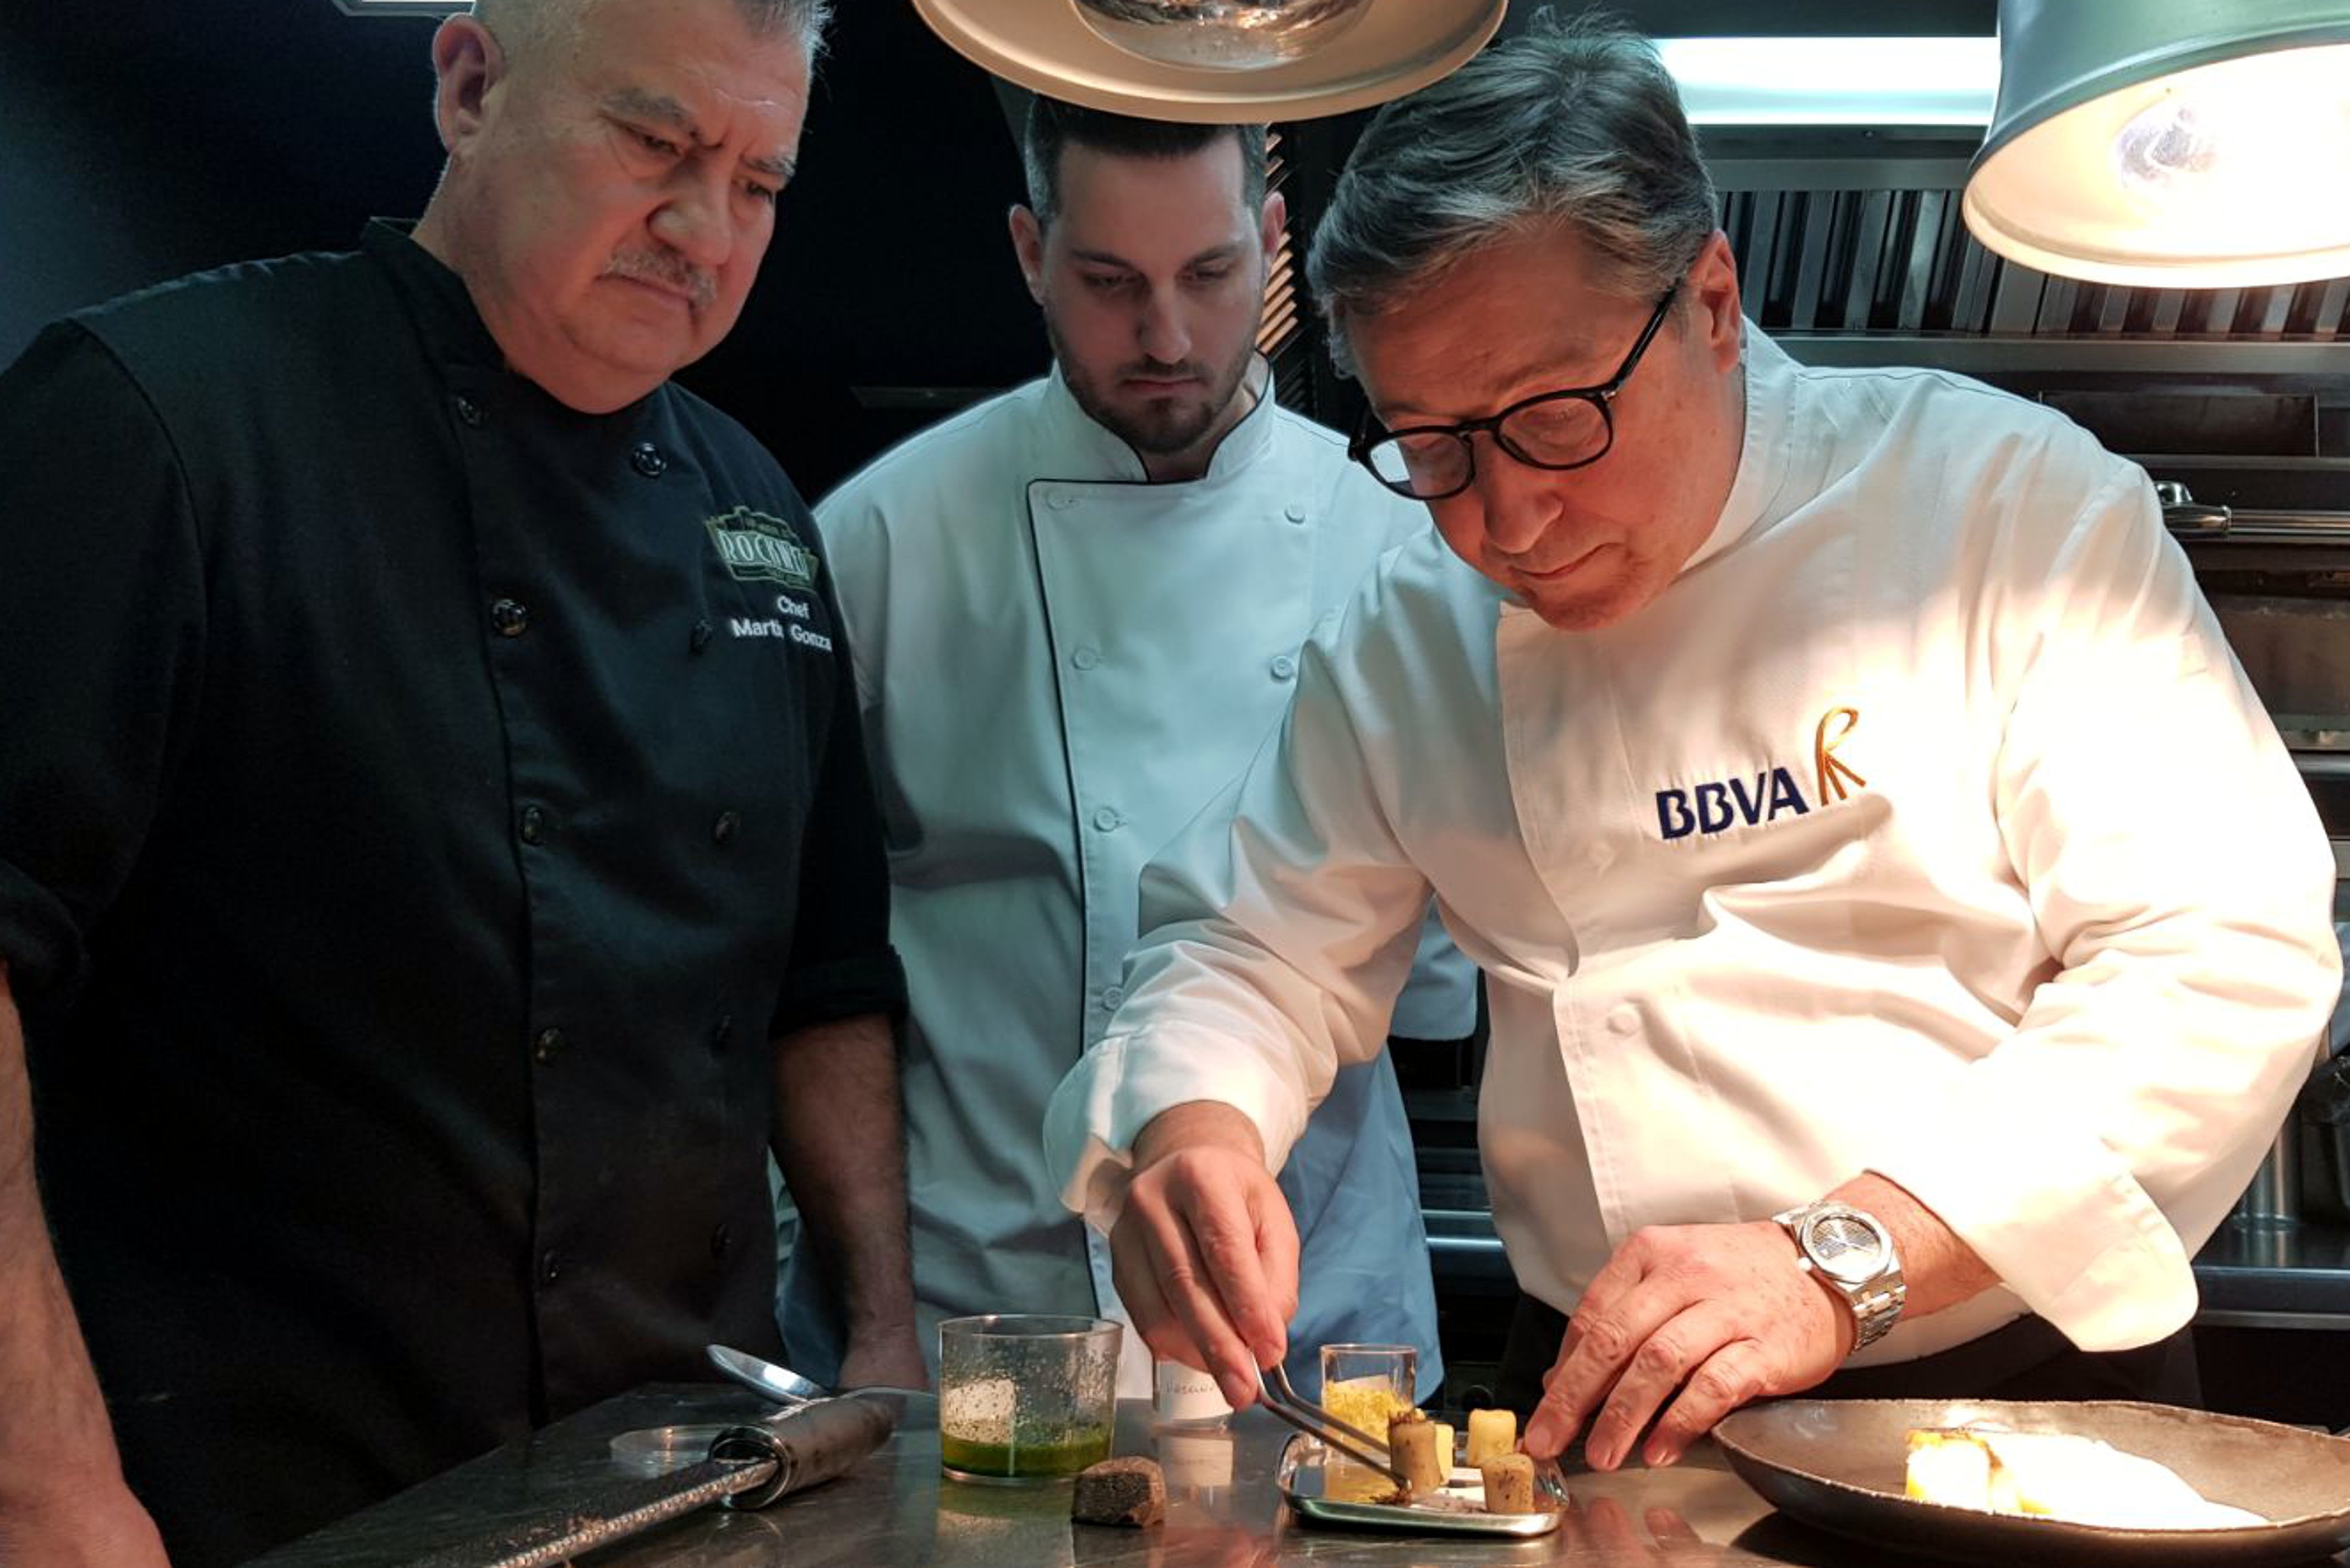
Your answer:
[1587,842,1615,870]
[1047,490,1075,510]
[1284,504,1307,525]
[1605,1004,1639,1036]
[1072,645,1101,670]
[1100,985,1126,1011]
[1270,654,1297,681]
[1092,807,1123,833]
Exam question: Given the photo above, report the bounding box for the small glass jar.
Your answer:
[937,1314,1121,1484]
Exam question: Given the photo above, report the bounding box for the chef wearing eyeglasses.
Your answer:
[1045,13,2341,1473]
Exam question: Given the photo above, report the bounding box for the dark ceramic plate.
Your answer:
[1714,1399,2350,1566]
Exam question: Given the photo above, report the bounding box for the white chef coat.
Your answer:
[801,366,1474,1397]
[1047,326,2342,1369]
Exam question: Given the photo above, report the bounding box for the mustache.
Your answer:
[603,250,717,311]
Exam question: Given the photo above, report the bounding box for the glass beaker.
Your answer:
[937,1314,1121,1484]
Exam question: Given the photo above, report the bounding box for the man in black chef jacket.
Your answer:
[0,1,921,1564]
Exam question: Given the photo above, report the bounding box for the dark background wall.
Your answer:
[0,0,1994,498]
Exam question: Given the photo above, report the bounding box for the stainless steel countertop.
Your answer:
[241,1384,2177,1568]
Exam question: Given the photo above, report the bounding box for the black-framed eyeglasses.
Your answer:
[1348,281,1682,501]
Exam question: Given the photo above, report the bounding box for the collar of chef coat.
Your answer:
[361,218,509,374]
[1034,359,1278,485]
[1485,316,1803,615]
[361,219,665,435]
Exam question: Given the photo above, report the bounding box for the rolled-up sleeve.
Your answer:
[1045,605,1436,1233]
[1862,461,2340,1350]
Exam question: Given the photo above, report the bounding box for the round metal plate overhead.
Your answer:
[909,0,1507,123]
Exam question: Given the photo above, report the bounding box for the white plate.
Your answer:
[909,0,1506,123]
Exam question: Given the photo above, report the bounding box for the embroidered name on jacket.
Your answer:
[1654,706,1868,840]
[705,505,821,589]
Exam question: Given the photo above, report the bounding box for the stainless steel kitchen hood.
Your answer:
[1701,124,2350,517]
[1707,127,2350,363]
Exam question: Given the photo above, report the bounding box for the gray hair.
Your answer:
[1308,8,1714,374]
[475,0,834,64]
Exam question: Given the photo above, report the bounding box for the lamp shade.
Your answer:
[1964,0,2350,287]
[909,0,1502,123]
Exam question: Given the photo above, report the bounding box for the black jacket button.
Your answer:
[631,441,667,478]
[518,805,546,845]
[532,1026,565,1064]
[453,394,484,428]
[539,1250,561,1285]
[690,619,714,653]
[709,1222,733,1260]
[490,598,530,638]
[713,810,741,845]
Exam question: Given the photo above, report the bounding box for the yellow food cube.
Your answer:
[1466,1407,1517,1468]
[1904,1428,1992,1509]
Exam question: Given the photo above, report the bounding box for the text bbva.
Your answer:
[1656,768,1812,840]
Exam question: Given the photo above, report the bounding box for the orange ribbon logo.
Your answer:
[1814,707,1867,805]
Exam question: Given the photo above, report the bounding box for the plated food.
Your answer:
[1479,1451,1537,1513]
[1276,1403,1564,1537]
[1905,1425,2265,1530]
[1467,1407,1517,1467]
[1717,1398,2350,1567]
[1387,1413,1450,1495]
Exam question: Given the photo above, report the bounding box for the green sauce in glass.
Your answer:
[941,1426,1112,1480]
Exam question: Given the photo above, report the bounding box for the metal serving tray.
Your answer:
[1275,1434,1563,1538]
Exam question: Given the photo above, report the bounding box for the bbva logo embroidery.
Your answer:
[1654,707,1868,841]
[705,505,820,590]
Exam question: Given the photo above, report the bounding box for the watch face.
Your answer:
[1803,1211,1887,1284]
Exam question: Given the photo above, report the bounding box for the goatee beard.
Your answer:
[1047,318,1253,458]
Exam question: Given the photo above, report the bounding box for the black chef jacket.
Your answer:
[0,222,905,1566]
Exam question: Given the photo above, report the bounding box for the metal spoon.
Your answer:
[706,1343,829,1407]
[705,1343,936,1426]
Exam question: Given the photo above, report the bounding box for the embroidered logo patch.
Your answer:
[705,506,819,590]
[1654,706,1868,840]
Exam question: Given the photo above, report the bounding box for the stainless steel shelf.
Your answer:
[2195,1219,2350,1325]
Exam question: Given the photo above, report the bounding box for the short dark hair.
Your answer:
[1021,97,1268,227]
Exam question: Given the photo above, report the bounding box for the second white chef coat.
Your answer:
[1047,326,2342,1369]
[806,367,1474,1396]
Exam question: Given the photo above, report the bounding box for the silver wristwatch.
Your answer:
[1773,1200,1906,1353]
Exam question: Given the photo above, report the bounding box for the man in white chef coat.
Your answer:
[799,97,1477,1401]
[1045,13,2343,1467]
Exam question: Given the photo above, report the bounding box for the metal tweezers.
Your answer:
[1254,1364,1409,1485]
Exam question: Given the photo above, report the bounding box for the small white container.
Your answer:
[1151,1359,1233,1428]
